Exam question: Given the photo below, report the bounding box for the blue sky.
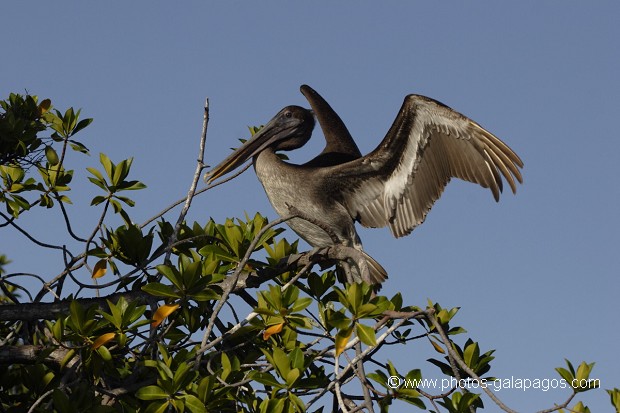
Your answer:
[2,2,619,410]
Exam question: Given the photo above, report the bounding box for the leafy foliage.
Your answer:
[0,93,92,217]
[0,93,613,412]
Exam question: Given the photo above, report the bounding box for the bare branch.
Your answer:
[427,312,519,413]
[164,98,210,266]
[354,341,375,413]
[307,310,429,410]
[0,345,76,370]
[0,290,153,322]
[55,191,87,242]
[0,211,65,251]
[139,160,251,229]
[536,392,577,413]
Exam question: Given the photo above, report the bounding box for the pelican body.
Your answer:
[206,85,523,287]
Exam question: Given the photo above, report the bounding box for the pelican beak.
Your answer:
[204,114,293,184]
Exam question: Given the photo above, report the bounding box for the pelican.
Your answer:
[205,85,523,288]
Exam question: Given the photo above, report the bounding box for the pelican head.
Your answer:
[205,105,314,184]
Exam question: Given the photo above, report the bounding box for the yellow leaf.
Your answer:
[429,337,446,354]
[91,332,115,349]
[92,259,107,279]
[151,303,180,327]
[335,325,354,357]
[38,99,51,115]
[263,323,284,340]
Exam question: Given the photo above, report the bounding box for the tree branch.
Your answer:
[427,312,519,413]
[164,98,209,266]
[0,245,407,324]
[0,344,76,370]
[0,290,153,322]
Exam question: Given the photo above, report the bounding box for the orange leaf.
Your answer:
[335,325,354,357]
[262,323,284,340]
[151,303,180,327]
[92,259,108,279]
[91,332,115,349]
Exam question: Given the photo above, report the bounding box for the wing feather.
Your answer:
[325,94,523,238]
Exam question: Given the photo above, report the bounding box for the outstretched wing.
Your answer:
[325,95,524,238]
[300,84,362,167]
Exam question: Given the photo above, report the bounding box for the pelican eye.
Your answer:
[285,111,292,118]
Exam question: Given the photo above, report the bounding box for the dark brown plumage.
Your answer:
[206,85,523,287]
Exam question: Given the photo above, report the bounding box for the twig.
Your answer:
[427,312,519,413]
[0,211,65,251]
[354,341,375,413]
[139,162,251,229]
[334,356,350,413]
[194,215,293,368]
[55,191,87,242]
[164,98,210,266]
[536,392,577,413]
[83,199,111,260]
[307,311,427,410]
[280,260,314,292]
[27,389,55,413]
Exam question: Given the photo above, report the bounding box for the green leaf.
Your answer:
[189,289,220,302]
[172,362,192,390]
[607,388,620,412]
[575,361,594,382]
[289,347,304,370]
[391,292,403,310]
[52,389,71,413]
[367,371,388,388]
[180,394,206,413]
[289,296,312,313]
[348,283,363,313]
[116,195,136,207]
[567,401,591,413]
[326,309,351,330]
[463,341,479,367]
[96,345,112,362]
[556,368,574,384]
[136,385,169,400]
[72,117,93,135]
[69,141,89,154]
[142,282,182,298]
[51,318,64,341]
[253,372,283,388]
[260,397,285,413]
[86,166,105,182]
[288,393,306,412]
[356,323,377,347]
[356,303,378,318]
[112,158,131,186]
[144,400,169,413]
[156,265,183,290]
[69,300,85,328]
[272,347,290,379]
[45,146,59,165]
[99,153,114,181]
[286,368,301,388]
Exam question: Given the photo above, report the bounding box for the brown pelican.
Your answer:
[205,85,523,288]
